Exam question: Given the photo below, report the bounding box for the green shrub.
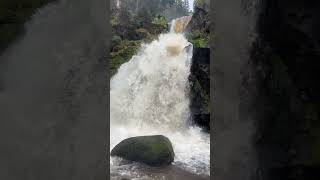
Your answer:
[109,40,142,77]
[152,15,168,29]
[111,35,122,46]
[187,30,209,48]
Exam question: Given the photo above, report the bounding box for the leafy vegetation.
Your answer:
[187,30,209,48]
[194,0,210,10]
[110,0,186,77]
[110,38,142,76]
[152,15,169,30]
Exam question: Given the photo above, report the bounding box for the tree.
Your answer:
[118,7,131,26]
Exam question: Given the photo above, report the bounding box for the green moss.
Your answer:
[145,142,170,160]
[111,135,174,166]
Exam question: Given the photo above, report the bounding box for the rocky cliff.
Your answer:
[247,1,320,179]
[188,2,211,131]
[189,48,210,131]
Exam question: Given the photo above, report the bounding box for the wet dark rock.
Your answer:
[192,114,210,132]
[189,48,210,131]
[111,135,175,167]
[247,1,320,179]
[186,6,210,34]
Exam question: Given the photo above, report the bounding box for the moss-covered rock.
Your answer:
[111,135,175,166]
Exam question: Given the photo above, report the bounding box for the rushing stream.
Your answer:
[110,17,210,179]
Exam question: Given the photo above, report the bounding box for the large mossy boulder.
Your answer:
[111,135,175,166]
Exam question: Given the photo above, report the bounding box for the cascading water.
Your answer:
[110,18,210,179]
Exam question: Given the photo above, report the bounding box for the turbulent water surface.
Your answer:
[110,18,210,179]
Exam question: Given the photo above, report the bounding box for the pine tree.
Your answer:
[184,0,190,13]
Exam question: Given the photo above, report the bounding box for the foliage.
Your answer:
[194,0,209,10]
[111,0,190,21]
[134,8,152,27]
[187,30,209,48]
[111,35,122,47]
[110,40,142,76]
[135,28,150,37]
[114,0,176,16]
[110,0,192,77]
[117,7,132,26]
[161,0,191,21]
[152,15,168,29]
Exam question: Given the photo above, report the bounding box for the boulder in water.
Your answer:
[111,135,175,166]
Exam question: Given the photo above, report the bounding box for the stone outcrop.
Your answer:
[247,1,320,179]
[111,135,175,166]
[189,48,210,131]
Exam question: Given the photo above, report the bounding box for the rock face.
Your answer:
[186,6,210,34]
[245,1,320,179]
[189,48,210,131]
[111,135,175,166]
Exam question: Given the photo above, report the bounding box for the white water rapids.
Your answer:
[110,18,210,179]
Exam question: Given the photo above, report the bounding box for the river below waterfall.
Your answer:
[110,18,210,180]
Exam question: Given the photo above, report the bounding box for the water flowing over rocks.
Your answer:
[110,21,210,178]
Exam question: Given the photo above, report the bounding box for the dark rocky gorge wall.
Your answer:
[189,47,210,131]
[188,0,211,131]
[212,0,320,179]
[249,0,320,179]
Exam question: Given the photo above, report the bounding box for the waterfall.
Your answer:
[110,18,210,179]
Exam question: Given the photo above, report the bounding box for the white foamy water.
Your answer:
[110,20,210,179]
